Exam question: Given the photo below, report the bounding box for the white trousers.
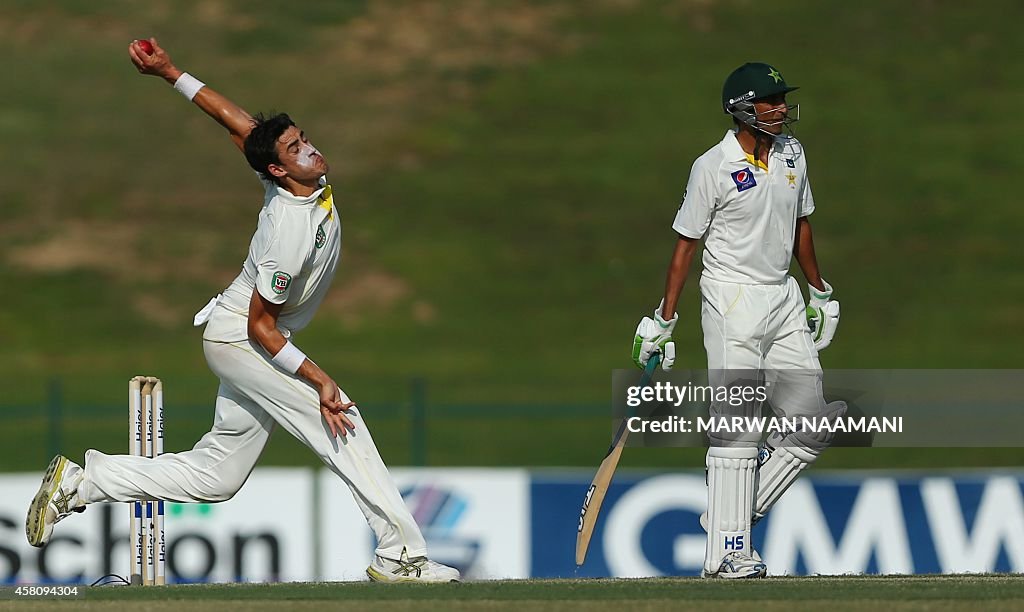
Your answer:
[700,275,825,431]
[700,275,827,569]
[78,338,426,559]
[704,274,823,569]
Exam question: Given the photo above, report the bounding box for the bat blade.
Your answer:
[575,352,661,566]
[575,436,626,565]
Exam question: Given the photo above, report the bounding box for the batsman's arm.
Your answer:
[128,38,254,152]
[660,234,700,319]
[793,217,825,292]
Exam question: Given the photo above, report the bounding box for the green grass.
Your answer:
[1,1,1023,469]
[5,576,1024,611]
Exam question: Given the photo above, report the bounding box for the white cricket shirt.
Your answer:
[202,175,341,342]
[672,130,814,285]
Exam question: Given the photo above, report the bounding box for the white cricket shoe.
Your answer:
[366,549,461,583]
[26,455,85,548]
[701,551,767,579]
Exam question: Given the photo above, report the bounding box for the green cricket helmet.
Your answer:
[722,62,800,132]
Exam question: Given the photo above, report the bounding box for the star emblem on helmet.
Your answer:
[768,68,782,83]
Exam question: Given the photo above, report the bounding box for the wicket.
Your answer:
[129,376,166,586]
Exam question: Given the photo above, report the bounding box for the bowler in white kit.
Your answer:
[25,39,459,583]
[631,62,844,578]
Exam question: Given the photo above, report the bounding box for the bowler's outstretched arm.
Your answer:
[128,38,254,152]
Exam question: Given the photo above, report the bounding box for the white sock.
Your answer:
[60,460,86,510]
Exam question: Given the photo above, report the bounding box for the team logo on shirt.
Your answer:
[272,271,292,295]
[785,158,796,168]
[315,225,326,249]
[731,167,757,192]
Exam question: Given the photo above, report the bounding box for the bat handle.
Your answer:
[641,352,661,385]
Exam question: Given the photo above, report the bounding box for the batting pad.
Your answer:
[752,442,817,522]
[753,401,846,521]
[705,446,757,572]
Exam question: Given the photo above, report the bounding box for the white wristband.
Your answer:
[272,341,307,374]
[173,72,205,101]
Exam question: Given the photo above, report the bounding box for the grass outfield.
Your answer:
[5,576,1024,611]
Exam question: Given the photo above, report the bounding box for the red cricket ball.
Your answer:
[138,40,154,55]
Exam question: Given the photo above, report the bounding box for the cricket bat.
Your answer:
[575,352,661,566]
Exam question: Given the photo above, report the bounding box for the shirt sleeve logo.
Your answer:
[315,225,326,249]
[272,271,292,295]
[731,167,757,192]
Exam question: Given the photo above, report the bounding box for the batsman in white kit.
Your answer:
[25,39,460,583]
[632,62,844,578]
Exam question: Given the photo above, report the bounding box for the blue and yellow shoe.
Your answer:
[701,551,767,579]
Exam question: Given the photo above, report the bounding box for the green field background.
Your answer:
[1,0,1021,471]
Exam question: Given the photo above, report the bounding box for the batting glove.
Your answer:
[806,279,840,351]
[632,300,677,370]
